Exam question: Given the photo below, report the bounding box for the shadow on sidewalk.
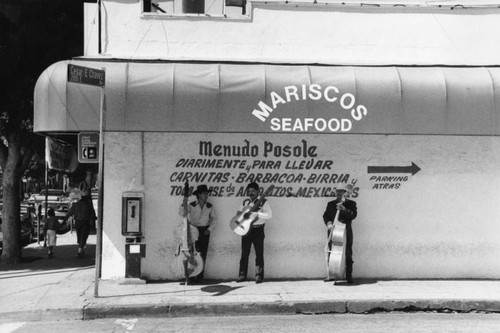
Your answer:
[96,280,245,298]
[200,284,244,296]
[0,242,96,278]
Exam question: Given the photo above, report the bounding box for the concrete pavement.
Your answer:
[1,233,500,322]
[0,232,95,321]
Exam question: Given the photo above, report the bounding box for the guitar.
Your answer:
[230,185,275,236]
[324,193,348,280]
[171,181,203,284]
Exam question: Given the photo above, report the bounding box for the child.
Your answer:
[44,208,59,258]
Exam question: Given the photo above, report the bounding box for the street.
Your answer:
[3,229,500,333]
[2,313,500,333]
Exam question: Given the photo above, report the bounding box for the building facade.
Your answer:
[35,0,500,280]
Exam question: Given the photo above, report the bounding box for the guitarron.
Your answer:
[229,185,274,236]
[324,193,348,280]
[171,181,203,284]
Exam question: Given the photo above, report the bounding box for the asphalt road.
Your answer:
[2,313,500,333]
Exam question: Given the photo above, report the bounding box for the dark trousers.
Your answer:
[195,226,210,276]
[345,223,353,279]
[75,220,91,248]
[239,226,265,278]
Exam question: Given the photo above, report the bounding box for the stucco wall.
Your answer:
[101,132,500,280]
[97,0,500,65]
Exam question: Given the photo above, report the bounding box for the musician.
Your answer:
[237,182,272,284]
[178,184,216,282]
[322,183,357,284]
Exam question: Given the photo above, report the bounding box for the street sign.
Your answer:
[78,132,99,163]
[67,64,105,87]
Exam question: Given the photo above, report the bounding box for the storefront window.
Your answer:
[143,0,249,16]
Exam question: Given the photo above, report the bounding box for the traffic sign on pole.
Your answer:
[78,132,99,163]
[67,63,106,297]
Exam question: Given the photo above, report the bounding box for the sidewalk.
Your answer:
[1,234,500,322]
[88,279,500,320]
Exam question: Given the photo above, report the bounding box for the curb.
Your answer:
[82,299,500,320]
[83,302,297,319]
[3,299,500,322]
[346,299,500,314]
[0,308,84,322]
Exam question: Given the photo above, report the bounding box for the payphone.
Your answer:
[122,192,145,278]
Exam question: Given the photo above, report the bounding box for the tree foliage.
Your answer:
[0,0,83,263]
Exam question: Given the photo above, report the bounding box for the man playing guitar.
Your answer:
[236,182,272,284]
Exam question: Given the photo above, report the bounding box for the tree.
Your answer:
[0,0,83,263]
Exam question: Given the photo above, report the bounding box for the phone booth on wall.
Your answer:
[122,191,146,278]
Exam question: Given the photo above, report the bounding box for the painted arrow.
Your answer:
[367,162,421,176]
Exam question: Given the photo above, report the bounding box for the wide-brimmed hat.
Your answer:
[336,183,353,193]
[247,182,259,191]
[193,184,211,195]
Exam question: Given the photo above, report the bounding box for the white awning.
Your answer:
[34,60,500,135]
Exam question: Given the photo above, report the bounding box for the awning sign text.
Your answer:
[251,84,367,133]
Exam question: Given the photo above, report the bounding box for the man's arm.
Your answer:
[63,204,75,222]
[339,201,357,221]
[323,202,335,228]
[208,206,216,232]
[257,201,272,220]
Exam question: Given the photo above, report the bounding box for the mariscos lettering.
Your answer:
[251,84,368,133]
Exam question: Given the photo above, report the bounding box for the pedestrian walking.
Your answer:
[63,188,96,257]
[43,208,59,258]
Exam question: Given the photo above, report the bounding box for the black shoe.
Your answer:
[346,277,353,284]
[255,276,263,284]
[237,275,246,282]
[188,276,202,284]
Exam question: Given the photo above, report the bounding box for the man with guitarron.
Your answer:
[323,183,357,284]
[178,184,216,283]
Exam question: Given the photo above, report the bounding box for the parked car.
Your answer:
[28,189,67,202]
[0,203,36,248]
[26,189,71,222]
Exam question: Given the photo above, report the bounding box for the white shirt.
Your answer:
[178,201,216,232]
[238,198,272,226]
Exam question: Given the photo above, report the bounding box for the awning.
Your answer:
[34,60,500,135]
